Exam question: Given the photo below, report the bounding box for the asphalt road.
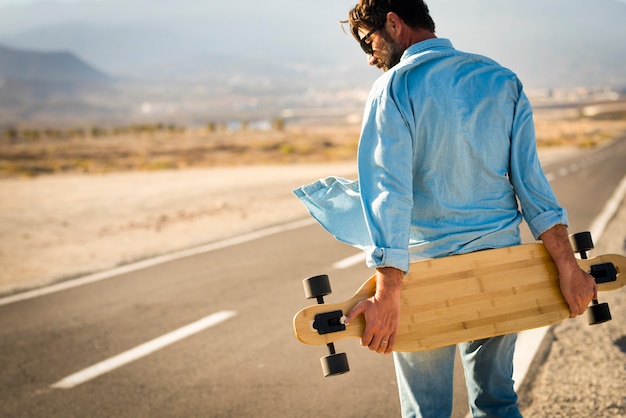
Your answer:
[1,137,625,418]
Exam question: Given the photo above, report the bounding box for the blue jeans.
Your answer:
[393,334,522,418]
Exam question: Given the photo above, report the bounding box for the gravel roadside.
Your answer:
[519,187,626,417]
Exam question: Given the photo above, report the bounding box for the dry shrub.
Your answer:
[0,125,361,178]
[534,118,626,148]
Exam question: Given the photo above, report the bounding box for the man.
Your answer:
[294,1,597,416]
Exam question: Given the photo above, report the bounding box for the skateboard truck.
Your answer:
[570,232,613,325]
[302,275,350,377]
[313,310,346,335]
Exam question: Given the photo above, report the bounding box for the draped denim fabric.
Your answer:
[293,39,566,273]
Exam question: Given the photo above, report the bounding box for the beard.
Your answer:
[375,30,404,72]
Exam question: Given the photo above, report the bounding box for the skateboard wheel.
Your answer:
[303,275,332,300]
[570,231,594,254]
[587,301,612,325]
[321,352,349,377]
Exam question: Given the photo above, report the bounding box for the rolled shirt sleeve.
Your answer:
[508,89,569,238]
[357,93,415,273]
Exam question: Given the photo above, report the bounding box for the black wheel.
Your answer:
[587,302,612,325]
[570,231,594,254]
[303,275,332,300]
[321,352,350,377]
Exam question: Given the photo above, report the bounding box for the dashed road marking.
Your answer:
[50,311,237,389]
[333,252,366,270]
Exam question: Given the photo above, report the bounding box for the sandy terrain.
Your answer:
[0,163,357,295]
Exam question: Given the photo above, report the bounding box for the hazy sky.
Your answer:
[1,0,625,4]
[0,0,98,4]
[0,0,99,3]
[1,0,624,88]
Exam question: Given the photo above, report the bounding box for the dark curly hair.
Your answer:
[347,0,435,41]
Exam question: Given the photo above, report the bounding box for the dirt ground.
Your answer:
[0,162,358,295]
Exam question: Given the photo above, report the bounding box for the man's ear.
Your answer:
[385,12,403,37]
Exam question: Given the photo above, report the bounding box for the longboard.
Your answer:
[293,240,624,376]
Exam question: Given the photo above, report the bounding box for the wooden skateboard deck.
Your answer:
[293,243,625,353]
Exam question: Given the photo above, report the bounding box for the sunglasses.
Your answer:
[341,20,385,56]
[358,23,385,55]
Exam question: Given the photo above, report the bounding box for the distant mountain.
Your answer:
[0,44,120,126]
[0,44,110,84]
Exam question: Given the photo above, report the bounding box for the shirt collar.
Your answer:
[401,38,454,61]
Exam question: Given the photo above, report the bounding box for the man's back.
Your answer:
[358,38,535,260]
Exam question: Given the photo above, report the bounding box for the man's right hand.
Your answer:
[344,267,403,354]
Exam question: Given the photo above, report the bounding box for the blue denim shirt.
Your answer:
[294,39,567,273]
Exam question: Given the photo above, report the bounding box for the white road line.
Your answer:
[512,326,550,391]
[333,252,366,270]
[51,310,237,389]
[0,218,316,307]
[589,173,626,241]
